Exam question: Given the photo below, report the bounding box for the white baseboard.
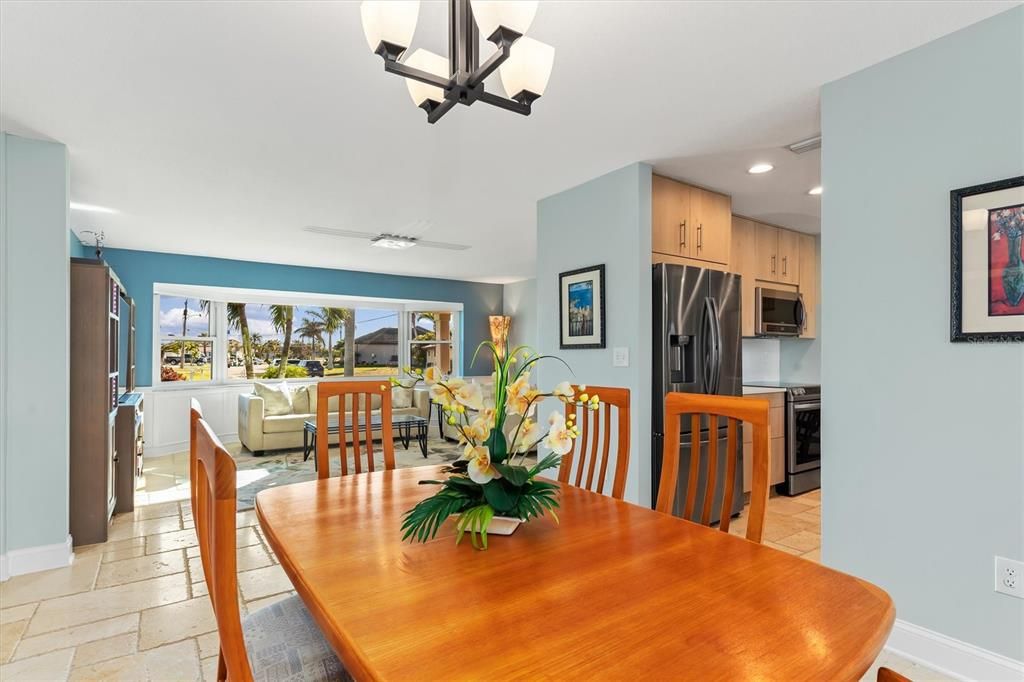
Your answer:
[886,619,1024,681]
[146,432,237,457]
[0,535,74,581]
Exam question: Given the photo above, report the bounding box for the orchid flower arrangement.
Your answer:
[401,342,600,549]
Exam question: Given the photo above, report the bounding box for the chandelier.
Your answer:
[361,0,554,124]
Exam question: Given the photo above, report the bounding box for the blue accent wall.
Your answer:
[69,229,89,258]
[101,248,504,386]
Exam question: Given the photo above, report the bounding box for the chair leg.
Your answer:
[217,651,227,681]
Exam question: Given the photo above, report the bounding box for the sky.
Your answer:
[157,297,426,342]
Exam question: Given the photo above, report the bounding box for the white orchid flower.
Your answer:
[552,381,575,403]
[512,417,540,454]
[454,382,485,411]
[423,366,444,385]
[461,444,501,484]
[543,411,574,455]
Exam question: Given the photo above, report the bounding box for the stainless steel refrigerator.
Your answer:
[652,263,744,523]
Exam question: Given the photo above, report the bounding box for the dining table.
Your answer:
[255,465,894,681]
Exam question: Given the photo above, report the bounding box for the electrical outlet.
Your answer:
[994,556,1023,598]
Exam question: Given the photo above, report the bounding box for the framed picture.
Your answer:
[559,264,606,349]
[951,175,1024,342]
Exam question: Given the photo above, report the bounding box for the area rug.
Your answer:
[229,435,465,510]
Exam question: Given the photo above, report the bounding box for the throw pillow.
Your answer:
[290,385,311,415]
[392,387,413,409]
[254,382,293,416]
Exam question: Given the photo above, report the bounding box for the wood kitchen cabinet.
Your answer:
[797,233,818,339]
[652,175,731,266]
[743,391,786,493]
[730,216,758,337]
[754,223,799,285]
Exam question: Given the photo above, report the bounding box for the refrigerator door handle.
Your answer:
[711,298,723,394]
[699,298,711,393]
[704,297,722,394]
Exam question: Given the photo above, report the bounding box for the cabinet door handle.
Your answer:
[771,255,776,274]
[782,256,787,275]
[679,221,686,247]
[697,224,703,249]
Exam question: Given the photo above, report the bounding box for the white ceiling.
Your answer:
[1,1,1016,283]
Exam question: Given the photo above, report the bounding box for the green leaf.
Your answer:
[529,453,562,478]
[487,430,509,462]
[493,463,529,487]
[482,480,516,513]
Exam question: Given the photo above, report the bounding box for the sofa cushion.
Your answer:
[305,384,341,412]
[254,382,293,416]
[290,385,312,414]
[392,387,413,409]
[264,413,312,434]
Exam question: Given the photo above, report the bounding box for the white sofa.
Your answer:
[238,383,430,455]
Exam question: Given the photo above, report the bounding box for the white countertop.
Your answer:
[742,385,786,395]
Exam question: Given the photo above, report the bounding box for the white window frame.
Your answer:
[407,311,459,376]
[153,293,220,386]
[152,283,462,390]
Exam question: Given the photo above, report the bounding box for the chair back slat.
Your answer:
[655,393,771,544]
[316,381,395,479]
[558,386,631,500]
[191,409,252,681]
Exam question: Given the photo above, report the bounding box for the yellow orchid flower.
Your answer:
[460,444,501,484]
[512,417,540,454]
[423,366,444,385]
[552,381,575,403]
[543,412,574,455]
[453,382,484,411]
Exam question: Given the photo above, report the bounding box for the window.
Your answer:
[408,312,457,375]
[225,304,403,380]
[153,286,462,387]
[158,296,216,383]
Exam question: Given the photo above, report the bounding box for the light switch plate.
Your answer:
[612,347,629,367]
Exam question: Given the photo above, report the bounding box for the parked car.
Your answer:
[164,355,181,366]
[299,360,324,377]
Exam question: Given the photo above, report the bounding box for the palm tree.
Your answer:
[227,303,254,379]
[342,309,356,376]
[251,333,264,363]
[313,308,344,369]
[297,317,326,360]
[269,305,294,372]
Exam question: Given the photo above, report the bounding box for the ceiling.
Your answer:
[1,1,1016,283]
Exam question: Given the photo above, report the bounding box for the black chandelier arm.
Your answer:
[383,59,454,91]
[466,27,522,89]
[476,90,532,116]
[426,97,459,124]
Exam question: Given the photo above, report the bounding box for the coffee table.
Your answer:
[302,413,429,463]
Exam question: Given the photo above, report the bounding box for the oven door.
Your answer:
[755,288,805,337]
[787,400,821,474]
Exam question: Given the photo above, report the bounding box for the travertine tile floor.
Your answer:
[1,452,949,681]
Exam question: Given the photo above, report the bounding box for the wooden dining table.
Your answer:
[256,465,894,681]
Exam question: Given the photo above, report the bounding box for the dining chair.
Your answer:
[558,385,631,500]
[189,398,204,513]
[192,414,347,681]
[878,668,912,682]
[655,392,771,543]
[315,381,395,479]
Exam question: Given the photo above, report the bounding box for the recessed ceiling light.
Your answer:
[808,186,823,196]
[747,163,774,174]
[371,234,417,250]
[70,201,118,214]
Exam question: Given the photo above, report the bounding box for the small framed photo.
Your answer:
[951,175,1024,342]
[559,264,606,349]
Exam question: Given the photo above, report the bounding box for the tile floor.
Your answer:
[1,449,950,681]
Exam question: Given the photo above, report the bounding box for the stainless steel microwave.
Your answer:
[754,287,806,337]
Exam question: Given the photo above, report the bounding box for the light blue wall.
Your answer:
[100,248,504,386]
[1,133,71,555]
[69,230,89,259]
[821,7,1023,659]
[503,278,538,351]
[536,163,653,506]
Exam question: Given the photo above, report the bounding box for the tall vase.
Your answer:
[1003,234,1024,308]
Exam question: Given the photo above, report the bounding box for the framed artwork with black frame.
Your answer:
[559,264,606,349]
[950,175,1024,342]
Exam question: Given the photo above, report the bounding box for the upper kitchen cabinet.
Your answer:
[797,233,818,338]
[652,174,691,257]
[652,175,731,266]
[754,223,800,285]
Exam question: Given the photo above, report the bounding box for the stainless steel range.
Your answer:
[746,382,821,496]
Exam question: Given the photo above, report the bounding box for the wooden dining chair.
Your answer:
[878,668,912,682]
[192,414,346,681]
[189,398,204,513]
[557,385,631,500]
[655,393,771,543]
[315,381,395,479]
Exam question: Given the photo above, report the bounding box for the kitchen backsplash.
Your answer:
[742,338,781,383]
[742,337,821,384]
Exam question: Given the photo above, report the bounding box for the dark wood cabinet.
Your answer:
[115,393,144,514]
[70,258,126,546]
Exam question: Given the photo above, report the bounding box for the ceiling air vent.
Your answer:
[786,135,821,155]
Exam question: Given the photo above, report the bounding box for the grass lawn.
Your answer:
[324,366,398,377]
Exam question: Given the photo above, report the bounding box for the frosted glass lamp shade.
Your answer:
[470,1,537,38]
[361,1,420,53]
[499,37,554,99]
[404,49,450,106]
